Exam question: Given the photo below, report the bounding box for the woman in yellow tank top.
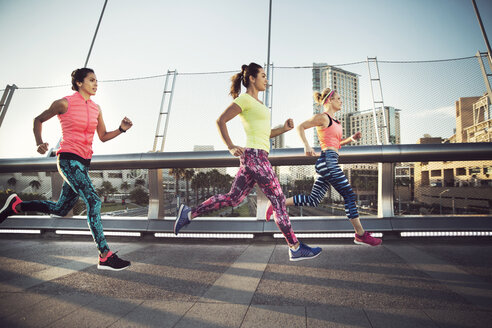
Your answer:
[174,63,322,261]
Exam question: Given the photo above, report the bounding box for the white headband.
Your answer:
[321,90,336,104]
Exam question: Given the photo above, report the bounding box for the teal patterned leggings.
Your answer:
[20,156,108,254]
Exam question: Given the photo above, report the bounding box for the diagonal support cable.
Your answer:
[84,0,109,67]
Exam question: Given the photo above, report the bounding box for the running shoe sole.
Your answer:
[290,250,322,262]
[97,264,131,271]
[354,240,382,246]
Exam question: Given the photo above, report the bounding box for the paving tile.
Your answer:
[47,297,142,328]
[424,309,492,328]
[4,293,97,328]
[200,244,274,304]
[175,303,248,328]
[307,306,371,328]
[110,300,194,328]
[0,292,50,319]
[365,308,439,328]
[241,305,305,328]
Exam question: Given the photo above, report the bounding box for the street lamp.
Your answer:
[439,189,450,215]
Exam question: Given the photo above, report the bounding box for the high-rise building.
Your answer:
[447,96,490,143]
[349,106,401,145]
[467,95,491,143]
[193,145,215,152]
[271,124,285,149]
[312,63,360,145]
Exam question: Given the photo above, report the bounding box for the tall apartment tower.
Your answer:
[349,106,401,145]
[312,63,359,146]
[271,124,285,149]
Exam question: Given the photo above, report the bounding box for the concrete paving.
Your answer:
[0,236,491,327]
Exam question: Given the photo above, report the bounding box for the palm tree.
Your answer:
[120,181,131,193]
[129,187,149,206]
[169,168,187,196]
[221,174,233,193]
[215,173,233,193]
[208,169,222,194]
[183,169,195,204]
[29,180,41,191]
[203,171,211,196]
[135,179,146,188]
[192,172,208,205]
[293,177,314,194]
[97,181,117,201]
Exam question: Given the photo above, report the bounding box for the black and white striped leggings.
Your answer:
[293,150,359,219]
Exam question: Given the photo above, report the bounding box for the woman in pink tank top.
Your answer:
[267,88,382,247]
[0,68,134,270]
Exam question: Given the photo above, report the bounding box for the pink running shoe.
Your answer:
[265,202,273,222]
[0,193,22,224]
[354,232,382,246]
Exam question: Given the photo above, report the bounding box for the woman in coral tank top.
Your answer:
[0,68,133,270]
[267,88,382,246]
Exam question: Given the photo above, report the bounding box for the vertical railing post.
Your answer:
[378,162,394,218]
[148,169,164,219]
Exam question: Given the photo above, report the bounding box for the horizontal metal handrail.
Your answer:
[2,215,492,234]
[1,143,491,173]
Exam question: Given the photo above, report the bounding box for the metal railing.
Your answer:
[1,143,492,235]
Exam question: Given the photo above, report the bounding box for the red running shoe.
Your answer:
[0,193,22,224]
[354,232,382,246]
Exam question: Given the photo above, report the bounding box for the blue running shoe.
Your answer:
[174,204,191,235]
[289,242,322,261]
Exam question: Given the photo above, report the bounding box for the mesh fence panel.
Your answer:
[398,160,492,216]
[1,56,490,218]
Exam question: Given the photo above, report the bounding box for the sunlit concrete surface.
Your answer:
[0,236,491,327]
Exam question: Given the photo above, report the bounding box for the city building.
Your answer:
[271,124,285,149]
[348,106,401,145]
[413,95,492,214]
[460,95,490,143]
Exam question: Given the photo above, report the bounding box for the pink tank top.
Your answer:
[57,92,100,159]
[316,113,343,150]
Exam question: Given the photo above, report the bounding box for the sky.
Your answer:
[0,0,491,159]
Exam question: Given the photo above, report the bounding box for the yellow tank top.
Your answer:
[233,93,271,152]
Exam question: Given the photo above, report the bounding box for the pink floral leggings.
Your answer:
[192,148,298,246]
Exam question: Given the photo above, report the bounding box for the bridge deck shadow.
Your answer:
[0,236,491,327]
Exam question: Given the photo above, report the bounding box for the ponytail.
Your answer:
[229,65,247,99]
[313,91,323,105]
[313,88,336,105]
